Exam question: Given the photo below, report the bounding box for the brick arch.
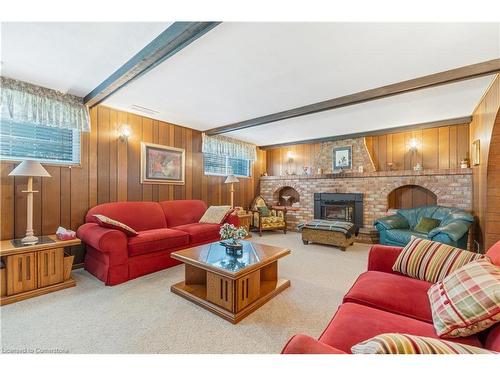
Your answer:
[272,183,304,205]
[272,183,305,197]
[387,184,438,209]
[381,181,442,203]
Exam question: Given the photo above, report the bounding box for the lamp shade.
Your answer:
[224,174,239,184]
[9,160,51,177]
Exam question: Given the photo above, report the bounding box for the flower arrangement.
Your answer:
[219,223,248,245]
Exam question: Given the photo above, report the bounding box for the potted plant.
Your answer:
[219,223,248,253]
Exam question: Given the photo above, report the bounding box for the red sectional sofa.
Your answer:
[77,200,238,285]
[282,241,500,354]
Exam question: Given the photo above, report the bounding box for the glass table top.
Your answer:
[203,241,261,272]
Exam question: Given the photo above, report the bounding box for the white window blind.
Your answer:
[0,120,81,165]
[203,153,251,177]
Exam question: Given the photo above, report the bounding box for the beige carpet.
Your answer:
[0,232,370,354]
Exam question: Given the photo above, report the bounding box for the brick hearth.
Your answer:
[259,169,472,232]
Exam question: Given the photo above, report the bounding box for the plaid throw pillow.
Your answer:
[93,214,138,236]
[351,333,495,354]
[392,236,484,283]
[428,258,500,338]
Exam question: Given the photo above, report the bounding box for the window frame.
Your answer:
[0,121,83,167]
[203,154,252,178]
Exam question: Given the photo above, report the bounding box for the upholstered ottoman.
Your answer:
[298,220,355,251]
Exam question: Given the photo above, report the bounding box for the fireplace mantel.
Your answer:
[261,168,472,181]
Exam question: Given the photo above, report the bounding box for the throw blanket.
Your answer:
[297,220,356,238]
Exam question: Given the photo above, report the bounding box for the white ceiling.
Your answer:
[228,75,495,146]
[1,22,499,145]
[102,22,500,145]
[0,22,170,96]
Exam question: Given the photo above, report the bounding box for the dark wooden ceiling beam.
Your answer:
[259,116,472,149]
[84,22,220,107]
[206,59,500,136]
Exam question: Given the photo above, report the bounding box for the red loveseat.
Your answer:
[282,241,500,354]
[77,200,238,285]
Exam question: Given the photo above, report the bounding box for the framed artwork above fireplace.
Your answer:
[333,146,352,170]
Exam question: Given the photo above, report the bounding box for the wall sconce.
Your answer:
[408,138,419,152]
[118,125,131,142]
[286,151,294,163]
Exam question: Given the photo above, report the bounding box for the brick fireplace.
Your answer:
[259,168,472,236]
[314,193,363,231]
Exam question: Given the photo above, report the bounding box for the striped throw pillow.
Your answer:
[392,236,483,283]
[351,333,496,354]
[428,258,500,338]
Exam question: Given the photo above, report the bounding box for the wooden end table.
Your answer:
[236,211,253,238]
[171,241,291,323]
[0,235,80,305]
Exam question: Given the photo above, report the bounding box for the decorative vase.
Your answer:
[220,239,243,254]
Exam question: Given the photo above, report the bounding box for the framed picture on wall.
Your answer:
[333,146,352,170]
[472,139,480,166]
[140,142,185,185]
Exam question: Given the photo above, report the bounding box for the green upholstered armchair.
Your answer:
[374,206,474,249]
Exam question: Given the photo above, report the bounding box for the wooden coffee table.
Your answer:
[170,241,291,324]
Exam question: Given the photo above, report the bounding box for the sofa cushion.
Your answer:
[486,240,500,266]
[343,271,433,323]
[393,236,484,283]
[384,229,428,244]
[318,303,482,353]
[484,323,500,352]
[351,333,495,354]
[173,223,221,243]
[128,228,189,257]
[86,201,167,231]
[159,200,208,227]
[428,258,500,338]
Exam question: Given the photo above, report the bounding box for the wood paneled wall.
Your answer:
[0,105,266,265]
[365,124,470,171]
[265,124,470,175]
[470,74,500,251]
[265,143,322,177]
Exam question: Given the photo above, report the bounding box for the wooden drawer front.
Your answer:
[38,248,64,288]
[1,266,6,297]
[236,270,260,312]
[6,252,37,295]
[206,272,234,311]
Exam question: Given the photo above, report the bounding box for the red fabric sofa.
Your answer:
[77,200,238,285]
[282,241,500,354]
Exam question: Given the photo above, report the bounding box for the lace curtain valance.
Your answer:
[0,76,90,132]
[202,133,257,161]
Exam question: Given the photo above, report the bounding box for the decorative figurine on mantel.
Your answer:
[460,158,470,168]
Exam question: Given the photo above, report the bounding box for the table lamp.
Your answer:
[9,160,51,245]
[224,174,239,208]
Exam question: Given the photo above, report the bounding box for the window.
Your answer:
[203,153,251,177]
[0,120,81,165]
